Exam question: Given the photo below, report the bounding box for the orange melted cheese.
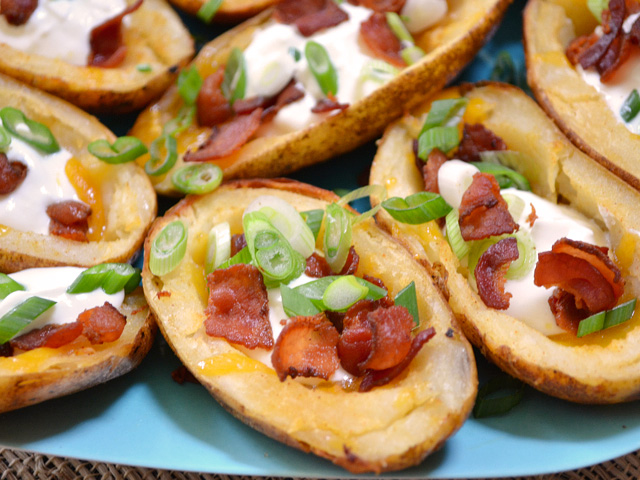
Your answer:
[65,158,106,241]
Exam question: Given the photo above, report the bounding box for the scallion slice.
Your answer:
[288,46,301,62]
[323,203,352,273]
[136,63,152,73]
[445,208,469,259]
[382,191,452,224]
[418,126,460,159]
[290,275,386,312]
[0,125,10,152]
[197,0,222,23]
[172,163,223,195]
[401,45,425,65]
[394,281,419,327]
[217,246,253,269]
[145,133,178,176]
[505,231,536,280]
[0,107,59,153]
[177,66,203,106]
[67,263,141,295]
[0,274,25,300]
[88,136,148,164]
[576,299,637,337]
[300,209,324,240]
[281,284,321,317]
[149,221,188,276]
[163,105,196,137]
[337,185,387,224]
[323,275,369,311]
[222,47,247,105]
[359,60,400,84]
[0,296,57,344]
[420,97,469,133]
[472,159,531,191]
[205,222,231,274]
[502,193,525,222]
[305,41,338,97]
[473,374,525,418]
[386,12,413,44]
[621,89,640,123]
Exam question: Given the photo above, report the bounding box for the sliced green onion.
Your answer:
[292,275,386,311]
[502,193,525,222]
[88,136,148,164]
[145,133,178,176]
[394,281,419,327]
[359,60,400,84]
[0,107,59,153]
[621,89,640,123]
[0,296,57,344]
[163,105,196,137]
[0,125,11,152]
[177,66,203,106]
[197,0,222,23]
[418,126,460,159]
[420,97,469,133]
[337,185,387,224]
[217,245,253,269]
[288,46,301,62]
[172,163,223,195]
[473,159,531,191]
[0,274,25,300]
[505,231,536,280]
[205,222,231,274]
[136,63,152,73]
[382,191,452,224]
[401,46,425,65]
[222,47,247,105]
[323,275,368,311]
[386,12,413,44]
[67,263,141,295]
[587,0,608,22]
[149,221,188,276]
[300,209,324,240]
[281,284,321,317]
[473,374,525,418]
[445,209,469,259]
[305,41,338,97]
[323,203,352,273]
[577,299,637,337]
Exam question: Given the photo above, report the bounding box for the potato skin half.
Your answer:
[141,179,477,473]
[130,0,512,196]
[0,0,194,114]
[524,0,640,192]
[0,74,157,273]
[370,82,640,404]
[0,288,156,414]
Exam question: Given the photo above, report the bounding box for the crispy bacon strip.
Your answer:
[274,0,349,36]
[184,108,263,162]
[197,70,233,127]
[305,252,333,278]
[455,123,508,163]
[204,263,273,349]
[88,0,143,68]
[422,148,448,193]
[10,322,83,351]
[359,326,435,392]
[360,12,406,67]
[359,305,413,370]
[0,153,27,194]
[77,302,127,344]
[348,0,405,12]
[46,200,91,242]
[271,312,340,381]
[458,173,518,241]
[311,95,349,113]
[475,237,519,310]
[547,289,590,335]
[337,300,377,375]
[261,81,305,122]
[0,0,38,26]
[340,246,360,275]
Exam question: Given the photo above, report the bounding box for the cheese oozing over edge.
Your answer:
[0,0,127,66]
[1,266,125,340]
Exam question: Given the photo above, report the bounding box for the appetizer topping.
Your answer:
[399,0,448,34]
[149,221,188,276]
[360,12,406,67]
[204,263,273,350]
[310,95,349,113]
[0,0,38,26]
[196,69,232,127]
[456,123,508,163]
[357,304,413,370]
[274,0,349,37]
[171,163,223,195]
[305,41,339,96]
[475,237,519,310]
[88,136,148,164]
[46,199,92,242]
[422,148,447,193]
[348,0,405,13]
[305,252,334,278]
[196,0,221,24]
[76,302,127,344]
[0,152,27,194]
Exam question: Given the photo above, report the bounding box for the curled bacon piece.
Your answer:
[475,237,519,310]
[547,289,590,335]
[305,252,333,278]
[11,322,83,351]
[348,0,405,12]
[422,148,448,194]
[271,312,340,381]
[337,300,377,375]
[458,173,518,241]
[455,123,508,163]
[231,233,247,256]
[88,0,143,68]
[360,12,406,67]
[0,153,27,194]
[274,0,349,36]
[261,81,305,122]
[46,200,91,242]
[197,70,233,128]
[340,246,360,275]
[311,95,349,114]
[534,238,624,325]
[77,302,127,344]
[1,0,37,25]
[359,326,435,392]
[205,263,273,349]
[184,108,263,162]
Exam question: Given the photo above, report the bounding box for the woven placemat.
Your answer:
[1,448,639,480]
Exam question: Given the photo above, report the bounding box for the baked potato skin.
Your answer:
[0,288,156,413]
[524,0,640,192]
[130,0,512,196]
[370,82,640,404]
[0,0,194,114]
[0,73,157,273]
[142,179,477,473]
[169,0,278,23]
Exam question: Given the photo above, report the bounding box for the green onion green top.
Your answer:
[197,0,222,23]
[0,107,60,154]
[222,47,247,105]
[67,263,141,295]
[305,41,338,97]
[88,136,148,164]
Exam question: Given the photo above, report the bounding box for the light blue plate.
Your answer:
[2,2,640,477]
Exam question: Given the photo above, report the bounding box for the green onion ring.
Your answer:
[0,107,59,154]
[88,136,148,164]
[577,298,637,337]
[418,125,460,159]
[66,263,141,295]
[222,47,247,105]
[305,41,338,97]
[621,89,640,123]
[337,185,387,224]
[382,191,452,224]
[0,296,57,344]
[197,0,222,23]
[145,134,178,176]
[322,276,369,311]
[177,66,203,106]
[0,274,25,300]
[323,203,353,273]
[445,208,470,259]
[172,163,223,195]
[420,97,469,133]
[386,12,413,44]
[149,221,188,276]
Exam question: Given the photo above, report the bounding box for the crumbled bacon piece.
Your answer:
[0,153,27,194]
[526,203,537,228]
[231,233,247,256]
[261,81,305,122]
[340,246,360,275]
[0,342,13,357]
[204,263,273,349]
[271,312,340,381]
[46,200,91,242]
[311,95,349,113]
[10,322,83,351]
[475,237,519,310]
[360,12,406,67]
[547,289,590,335]
[88,0,143,68]
[197,70,233,127]
[359,305,413,370]
[77,302,127,344]
[348,0,405,12]
[422,148,448,193]
[455,123,508,163]
[458,173,518,241]
[274,0,349,36]
[0,0,38,26]
[305,252,333,278]
[337,300,377,375]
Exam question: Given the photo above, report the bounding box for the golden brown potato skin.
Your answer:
[130,0,512,196]
[0,288,156,413]
[142,179,477,474]
[524,0,640,192]
[0,0,194,113]
[169,0,278,23]
[0,74,157,273]
[370,82,640,404]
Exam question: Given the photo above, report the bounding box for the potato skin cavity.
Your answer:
[141,179,477,474]
[370,82,640,404]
